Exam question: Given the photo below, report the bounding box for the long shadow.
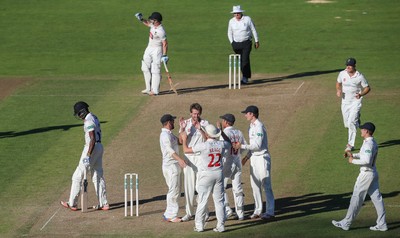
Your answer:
[0,121,108,139]
[379,139,400,148]
[158,69,342,95]
[226,191,400,231]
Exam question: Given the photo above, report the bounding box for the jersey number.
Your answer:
[208,153,221,167]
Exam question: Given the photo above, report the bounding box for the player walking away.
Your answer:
[61,101,109,211]
[159,114,187,223]
[233,105,275,221]
[227,5,259,84]
[332,122,388,232]
[219,113,247,220]
[181,124,231,232]
[134,12,169,96]
[336,58,370,152]
[178,103,209,222]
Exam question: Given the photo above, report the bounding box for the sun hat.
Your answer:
[231,5,245,13]
[201,124,221,138]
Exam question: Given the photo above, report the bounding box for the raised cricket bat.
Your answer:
[81,168,88,213]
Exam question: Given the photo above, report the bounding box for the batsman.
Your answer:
[135,11,169,96]
[61,101,109,211]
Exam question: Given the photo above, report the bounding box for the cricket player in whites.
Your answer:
[233,105,275,221]
[332,122,387,232]
[179,103,209,222]
[219,113,246,220]
[135,11,168,96]
[181,124,231,232]
[159,114,187,222]
[61,101,109,211]
[336,58,370,152]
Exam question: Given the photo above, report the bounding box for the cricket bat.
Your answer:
[81,168,88,213]
[162,61,178,95]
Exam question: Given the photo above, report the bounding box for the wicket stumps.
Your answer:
[124,173,139,217]
[229,54,241,89]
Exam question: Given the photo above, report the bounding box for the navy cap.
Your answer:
[346,58,356,67]
[241,105,259,114]
[219,113,235,124]
[360,122,375,133]
[160,114,176,124]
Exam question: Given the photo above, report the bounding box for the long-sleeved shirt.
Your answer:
[352,137,378,172]
[240,119,269,156]
[160,128,179,166]
[228,15,259,43]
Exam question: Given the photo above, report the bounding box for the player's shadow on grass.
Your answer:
[225,191,400,232]
[159,69,342,95]
[0,121,107,139]
[379,139,400,148]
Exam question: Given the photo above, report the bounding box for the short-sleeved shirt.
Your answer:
[84,113,101,146]
[148,23,167,48]
[160,128,179,166]
[337,70,369,101]
[193,139,231,172]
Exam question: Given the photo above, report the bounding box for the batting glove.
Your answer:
[161,55,169,63]
[82,156,90,168]
[135,12,143,22]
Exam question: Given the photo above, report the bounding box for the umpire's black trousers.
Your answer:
[231,40,252,79]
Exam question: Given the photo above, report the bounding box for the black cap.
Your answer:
[219,114,235,124]
[149,12,162,22]
[360,122,375,134]
[241,105,259,114]
[160,114,176,124]
[346,58,356,67]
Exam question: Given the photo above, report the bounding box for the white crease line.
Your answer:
[294,81,305,95]
[40,208,60,231]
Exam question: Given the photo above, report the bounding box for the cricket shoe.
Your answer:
[261,213,275,221]
[213,225,225,233]
[141,89,150,94]
[181,214,194,222]
[250,213,261,219]
[163,215,181,223]
[344,144,354,152]
[369,224,388,231]
[332,220,349,231]
[193,227,204,232]
[60,201,78,211]
[226,208,234,218]
[93,204,110,211]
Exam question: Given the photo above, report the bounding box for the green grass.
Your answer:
[0,0,399,237]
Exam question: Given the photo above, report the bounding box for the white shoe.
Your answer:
[250,213,261,219]
[213,225,225,233]
[141,89,150,94]
[226,208,234,218]
[332,220,349,231]
[194,227,203,232]
[344,144,354,152]
[182,214,194,222]
[369,224,388,231]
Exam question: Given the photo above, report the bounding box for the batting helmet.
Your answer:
[73,101,89,119]
[149,12,162,22]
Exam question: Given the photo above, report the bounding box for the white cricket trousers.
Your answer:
[69,143,108,207]
[183,153,198,216]
[250,153,275,216]
[342,170,386,227]
[195,170,226,230]
[341,99,362,147]
[223,157,244,218]
[162,163,182,219]
[141,46,162,94]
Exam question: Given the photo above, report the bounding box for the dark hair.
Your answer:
[190,103,202,114]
